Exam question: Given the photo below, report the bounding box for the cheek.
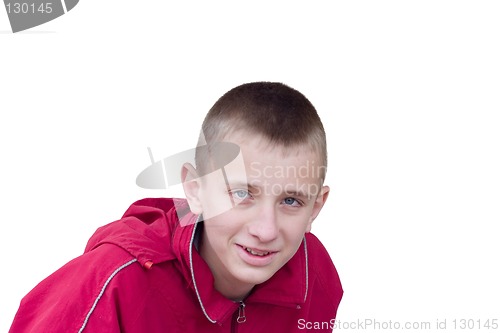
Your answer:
[199,178,235,219]
[204,213,243,242]
[280,207,315,227]
[201,193,235,220]
[279,218,311,243]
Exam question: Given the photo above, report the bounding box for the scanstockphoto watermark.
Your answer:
[247,161,327,198]
[249,161,327,182]
[3,0,80,33]
[136,146,328,193]
[297,318,500,331]
[136,145,328,220]
[297,319,432,331]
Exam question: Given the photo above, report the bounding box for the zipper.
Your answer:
[231,301,246,332]
[237,301,246,323]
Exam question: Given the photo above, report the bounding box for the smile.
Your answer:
[236,245,278,266]
[244,247,271,256]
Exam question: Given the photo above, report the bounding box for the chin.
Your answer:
[235,267,277,286]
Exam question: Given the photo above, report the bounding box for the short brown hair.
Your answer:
[195,82,327,181]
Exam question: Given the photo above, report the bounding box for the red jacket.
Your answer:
[10,198,342,332]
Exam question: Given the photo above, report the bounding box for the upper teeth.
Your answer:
[245,247,270,256]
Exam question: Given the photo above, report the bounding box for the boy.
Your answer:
[9,82,343,332]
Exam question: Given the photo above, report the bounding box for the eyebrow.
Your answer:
[227,181,315,199]
[284,189,313,199]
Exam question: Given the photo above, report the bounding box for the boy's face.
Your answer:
[183,132,329,299]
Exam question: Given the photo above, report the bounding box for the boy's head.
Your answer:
[195,82,327,181]
[182,82,329,300]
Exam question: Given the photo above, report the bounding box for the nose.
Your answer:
[247,203,279,243]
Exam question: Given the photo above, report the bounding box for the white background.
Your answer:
[1,1,499,332]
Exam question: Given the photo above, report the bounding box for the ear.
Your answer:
[305,185,330,233]
[181,163,203,215]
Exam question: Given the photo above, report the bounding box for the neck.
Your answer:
[212,273,253,301]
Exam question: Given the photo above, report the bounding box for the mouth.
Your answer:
[243,247,272,257]
[236,244,278,266]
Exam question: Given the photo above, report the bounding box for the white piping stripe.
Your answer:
[303,237,309,303]
[189,216,217,323]
[78,258,138,332]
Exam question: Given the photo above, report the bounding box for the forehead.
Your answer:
[211,132,324,188]
[222,130,321,162]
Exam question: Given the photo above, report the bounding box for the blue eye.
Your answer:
[283,197,301,207]
[231,190,250,201]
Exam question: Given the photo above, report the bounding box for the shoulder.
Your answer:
[10,244,146,333]
[55,243,143,295]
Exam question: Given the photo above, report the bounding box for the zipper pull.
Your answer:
[237,301,246,323]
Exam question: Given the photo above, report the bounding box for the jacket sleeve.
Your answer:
[9,245,139,333]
